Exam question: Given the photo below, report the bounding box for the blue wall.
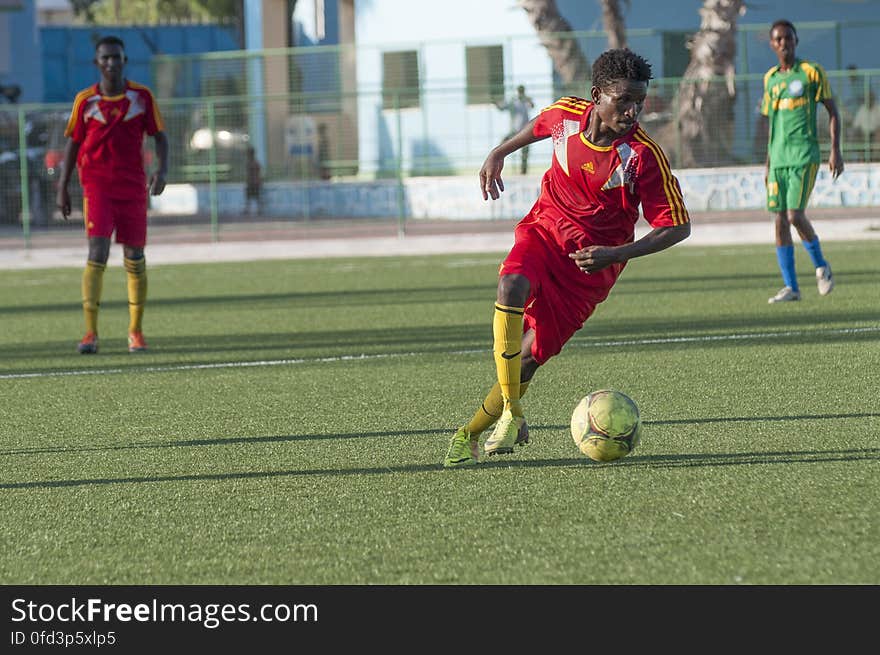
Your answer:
[0,0,43,103]
[40,25,240,104]
[555,0,880,74]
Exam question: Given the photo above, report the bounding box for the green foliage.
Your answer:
[0,241,878,584]
[69,0,102,21]
[73,0,244,24]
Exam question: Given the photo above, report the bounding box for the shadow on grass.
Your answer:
[4,266,878,317]
[611,267,880,296]
[0,320,877,371]
[2,447,877,490]
[0,283,493,317]
[5,412,878,458]
[3,412,878,489]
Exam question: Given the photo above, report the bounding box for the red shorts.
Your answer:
[500,220,624,365]
[83,189,148,248]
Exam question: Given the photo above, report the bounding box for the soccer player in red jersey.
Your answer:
[56,35,168,354]
[444,48,691,467]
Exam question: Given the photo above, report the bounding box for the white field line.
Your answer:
[1,325,877,381]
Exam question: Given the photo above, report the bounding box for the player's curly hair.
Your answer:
[591,49,653,91]
[770,19,797,38]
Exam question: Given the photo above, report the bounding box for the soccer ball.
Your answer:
[570,389,642,462]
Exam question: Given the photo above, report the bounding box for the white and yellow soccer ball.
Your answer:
[570,389,642,462]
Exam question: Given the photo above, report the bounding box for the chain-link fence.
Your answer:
[2,24,879,240]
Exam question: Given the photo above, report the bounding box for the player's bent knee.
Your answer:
[497,273,530,306]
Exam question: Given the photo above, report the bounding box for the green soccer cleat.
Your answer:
[484,409,525,456]
[443,427,479,468]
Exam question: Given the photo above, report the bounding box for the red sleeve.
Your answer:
[67,106,85,143]
[142,88,164,135]
[533,96,590,139]
[634,138,690,227]
[64,87,93,142]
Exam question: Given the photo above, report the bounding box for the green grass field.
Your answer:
[1,240,878,585]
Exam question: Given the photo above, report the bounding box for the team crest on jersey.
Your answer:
[602,143,638,192]
[787,79,804,97]
[83,95,107,124]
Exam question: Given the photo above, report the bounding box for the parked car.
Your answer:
[184,125,251,182]
[0,112,53,226]
[0,85,60,226]
[38,111,83,221]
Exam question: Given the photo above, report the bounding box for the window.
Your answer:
[466,45,504,105]
[382,50,420,109]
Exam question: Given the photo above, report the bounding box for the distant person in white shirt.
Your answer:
[852,90,880,146]
[496,85,535,174]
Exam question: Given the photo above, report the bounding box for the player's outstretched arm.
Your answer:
[479,117,543,201]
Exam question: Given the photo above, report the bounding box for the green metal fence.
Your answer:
[1,24,878,241]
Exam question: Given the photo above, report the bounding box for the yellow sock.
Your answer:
[493,303,524,416]
[81,261,105,335]
[124,257,147,334]
[466,381,530,436]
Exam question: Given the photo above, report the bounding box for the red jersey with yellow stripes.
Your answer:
[527,96,689,251]
[64,80,164,197]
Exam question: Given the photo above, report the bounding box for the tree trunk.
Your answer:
[600,0,628,50]
[676,0,745,168]
[518,0,591,94]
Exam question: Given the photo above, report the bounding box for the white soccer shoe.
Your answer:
[816,265,834,296]
[768,286,801,303]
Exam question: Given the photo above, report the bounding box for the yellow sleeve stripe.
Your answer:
[800,61,821,84]
[64,88,95,138]
[634,129,689,225]
[558,96,589,107]
[150,92,165,132]
[800,61,832,100]
[543,96,589,115]
[761,67,776,116]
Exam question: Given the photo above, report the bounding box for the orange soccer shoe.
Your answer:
[128,331,148,353]
[77,332,98,354]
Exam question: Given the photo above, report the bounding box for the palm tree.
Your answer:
[600,0,628,50]
[518,0,591,93]
[676,0,746,167]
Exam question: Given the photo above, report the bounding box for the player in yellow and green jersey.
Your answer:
[761,19,843,304]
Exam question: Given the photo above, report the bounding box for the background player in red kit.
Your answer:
[444,48,691,468]
[56,35,169,354]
